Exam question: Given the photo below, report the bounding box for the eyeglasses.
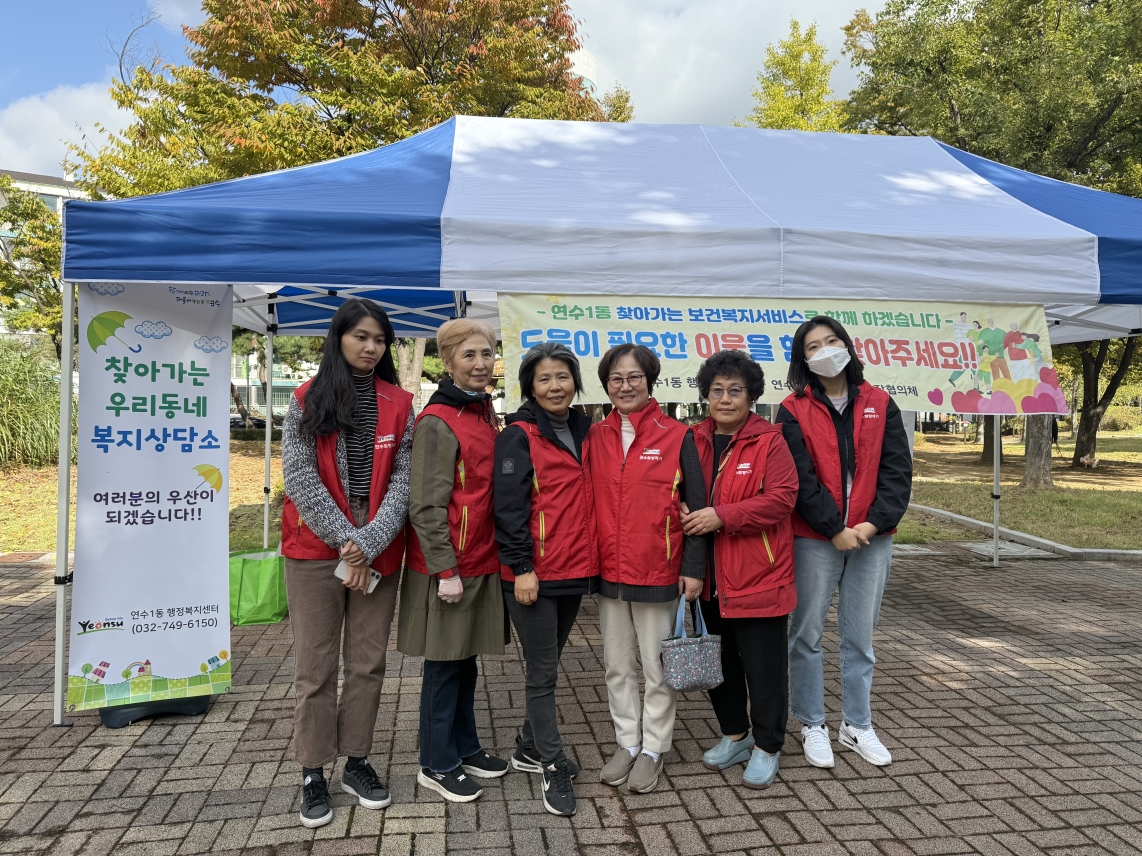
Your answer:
[708,386,746,401]
[607,372,646,390]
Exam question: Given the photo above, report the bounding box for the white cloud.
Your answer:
[570,0,863,125]
[0,81,126,176]
[151,0,208,33]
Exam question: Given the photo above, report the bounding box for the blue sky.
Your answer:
[0,0,863,177]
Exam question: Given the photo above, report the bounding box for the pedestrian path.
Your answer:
[0,546,1140,854]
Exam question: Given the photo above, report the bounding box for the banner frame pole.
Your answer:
[263,307,275,550]
[53,280,76,726]
[993,416,1001,568]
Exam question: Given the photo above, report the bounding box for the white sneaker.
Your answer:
[839,722,892,766]
[800,724,835,768]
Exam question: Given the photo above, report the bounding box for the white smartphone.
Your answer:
[334,560,381,594]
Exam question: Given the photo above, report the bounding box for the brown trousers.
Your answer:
[284,499,399,768]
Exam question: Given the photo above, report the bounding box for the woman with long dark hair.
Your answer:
[494,342,599,817]
[399,318,509,804]
[777,316,912,772]
[281,298,415,828]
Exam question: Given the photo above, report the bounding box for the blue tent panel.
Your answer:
[942,144,1142,304]
[256,286,462,338]
[63,119,456,288]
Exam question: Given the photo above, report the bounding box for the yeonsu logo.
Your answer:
[77,617,124,635]
[374,433,397,449]
[639,447,662,460]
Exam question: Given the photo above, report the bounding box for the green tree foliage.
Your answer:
[601,84,635,123]
[0,176,65,358]
[739,19,847,132]
[68,0,626,198]
[843,0,1142,195]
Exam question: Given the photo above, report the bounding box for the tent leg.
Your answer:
[54,281,76,727]
[263,328,274,550]
[993,416,1001,568]
[453,291,466,319]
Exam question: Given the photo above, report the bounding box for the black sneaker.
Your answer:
[541,759,576,817]
[461,748,509,779]
[299,772,334,828]
[341,759,392,810]
[417,766,483,802]
[512,735,579,779]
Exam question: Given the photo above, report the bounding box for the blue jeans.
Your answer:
[789,534,892,729]
[419,656,481,773]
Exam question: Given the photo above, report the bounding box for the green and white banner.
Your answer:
[68,282,233,712]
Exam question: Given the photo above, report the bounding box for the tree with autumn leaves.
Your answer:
[67,0,631,199]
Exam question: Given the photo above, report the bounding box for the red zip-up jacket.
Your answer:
[693,414,798,618]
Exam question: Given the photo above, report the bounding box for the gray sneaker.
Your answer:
[600,748,638,786]
[627,752,664,794]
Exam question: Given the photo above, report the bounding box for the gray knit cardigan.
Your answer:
[281,395,414,563]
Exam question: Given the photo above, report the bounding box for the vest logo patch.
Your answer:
[375,433,397,449]
[501,458,515,474]
[735,462,752,475]
[639,447,662,460]
[863,408,880,418]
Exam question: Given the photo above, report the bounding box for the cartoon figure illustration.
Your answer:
[976,318,1009,380]
[1004,322,1038,382]
[87,311,142,353]
[948,311,976,388]
[976,344,995,394]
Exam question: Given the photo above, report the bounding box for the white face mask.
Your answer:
[806,345,851,379]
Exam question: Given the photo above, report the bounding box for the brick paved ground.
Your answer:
[1,544,1141,855]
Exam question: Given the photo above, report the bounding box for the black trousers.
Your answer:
[504,592,582,764]
[699,598,789,754]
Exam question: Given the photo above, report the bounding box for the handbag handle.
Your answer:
[673,597,710,639]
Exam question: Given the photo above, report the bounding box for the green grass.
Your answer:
[895,507,981,544]
[0,339,69,467]
[229,502,282,553]
[911,480,1142,550]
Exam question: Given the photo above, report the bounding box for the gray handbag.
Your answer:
[661,599,723,692]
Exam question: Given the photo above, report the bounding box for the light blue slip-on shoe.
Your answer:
[702,734,755,771]
[742,749,780,790]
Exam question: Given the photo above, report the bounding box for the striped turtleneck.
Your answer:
[345,373,378,498]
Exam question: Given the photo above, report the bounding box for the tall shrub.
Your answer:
[0,338,65,466]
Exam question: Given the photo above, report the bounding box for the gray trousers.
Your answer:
[504,591,582,764]
[284,498,399,768]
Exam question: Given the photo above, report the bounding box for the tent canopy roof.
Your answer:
[63,116,1142,341]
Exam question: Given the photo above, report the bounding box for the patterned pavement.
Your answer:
[1,543,1141,855]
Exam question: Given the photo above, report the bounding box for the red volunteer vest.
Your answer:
[281,376,413,576]
[781,382,891,540]
[500,421,600,584]
[405,400,501,577]
[588,400,689,587]
[693,414,795,617]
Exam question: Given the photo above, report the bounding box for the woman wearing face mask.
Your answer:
[683,350,799,790]
[281,299,413,828]
[493,342,599,817]
[400,319,508,803]
[589,344,706,794]
[777,317,912,771]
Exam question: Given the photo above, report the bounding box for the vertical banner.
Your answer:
[68,283,233,712]
[499,295,1066,415]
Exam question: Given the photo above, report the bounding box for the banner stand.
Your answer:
[993,417,1002,568]
[98,694,211,729]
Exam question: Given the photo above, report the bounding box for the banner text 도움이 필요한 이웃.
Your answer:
[69,282,233,712]
[498,295,1067,416]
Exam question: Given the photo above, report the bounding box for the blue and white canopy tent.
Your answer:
[55,116,1142,723]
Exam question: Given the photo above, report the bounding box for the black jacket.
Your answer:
[776,384,912,537]
[493,401,597,595]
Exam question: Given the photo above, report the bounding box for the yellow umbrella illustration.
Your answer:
[87,311,142,353]
[193,464,224,491]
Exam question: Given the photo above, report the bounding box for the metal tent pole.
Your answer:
[263,302,276,550]
[993,416,1001,568]
[53,281,76,726]
[453,291,466,318]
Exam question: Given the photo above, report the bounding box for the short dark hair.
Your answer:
[786,315,865,395]
[597,344,661,389]
[518,341,584,401]
[696,350,765,402]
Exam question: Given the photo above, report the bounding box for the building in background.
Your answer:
[230,351,316,417]
[570,49,598,97]
[0,169,84,215]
